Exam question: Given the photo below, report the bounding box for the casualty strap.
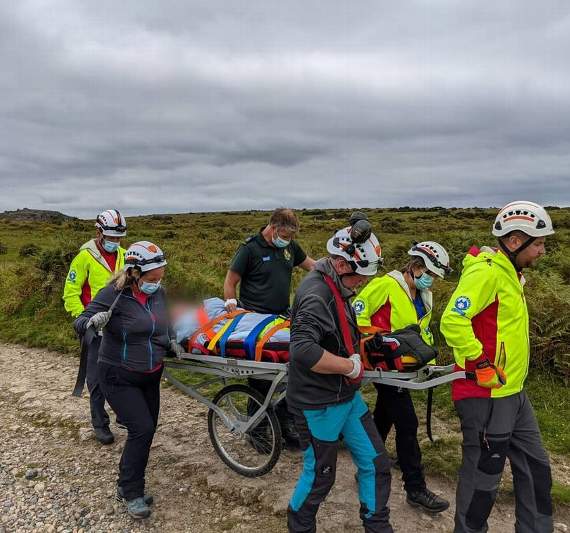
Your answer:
[321,274,355,355]
[188,309,248,352]
[244,315,278,360]
[255,320,290,361]
[218,313,247,357]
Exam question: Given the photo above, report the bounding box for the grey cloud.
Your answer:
[1,1,570,218]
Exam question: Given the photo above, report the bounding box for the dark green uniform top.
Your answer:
[229,230,307,315]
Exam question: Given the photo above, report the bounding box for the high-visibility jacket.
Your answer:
[440,246,529,401]
[353,270,434,346]
[63,239,125,318]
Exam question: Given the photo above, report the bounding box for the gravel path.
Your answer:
[1,342,568,532]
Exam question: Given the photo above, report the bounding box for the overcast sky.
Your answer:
[1,1,569,217]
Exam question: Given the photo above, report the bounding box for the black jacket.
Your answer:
[74,284,172,372]
[286,258,361,410]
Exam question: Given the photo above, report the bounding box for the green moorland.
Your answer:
[1,207,569,504]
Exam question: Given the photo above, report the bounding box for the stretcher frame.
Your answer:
[163,352,466,477]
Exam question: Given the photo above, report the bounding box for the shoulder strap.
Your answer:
[321,274,354,356]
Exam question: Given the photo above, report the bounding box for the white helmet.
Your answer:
[124,241,167,273]
[327,227,382,276]
[95,209,127,237]
[408,241,452,279]
[492,201,554,238]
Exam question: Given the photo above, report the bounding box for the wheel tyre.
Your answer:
[207,384,282,477]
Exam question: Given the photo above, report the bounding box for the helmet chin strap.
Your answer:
[498,236,535,271]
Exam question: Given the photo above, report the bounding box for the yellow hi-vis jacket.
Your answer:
[353,270,434,346]
[63,239,125,318]
[440,246,529,401]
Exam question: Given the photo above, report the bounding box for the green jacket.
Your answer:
[63,239,125,318]
[440,246,530,400]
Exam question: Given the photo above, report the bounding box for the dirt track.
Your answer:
[1,342,568,532]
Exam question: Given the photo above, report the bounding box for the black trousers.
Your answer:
[373,383,425,493]
[86,336,110,430]
[98,362,163,500]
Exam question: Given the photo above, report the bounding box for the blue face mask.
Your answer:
[102,239,119,253]
[414,272,433,290]
[140,280,161,295]
[272,231,290,249]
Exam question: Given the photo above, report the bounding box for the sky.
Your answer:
[1,0,570,218]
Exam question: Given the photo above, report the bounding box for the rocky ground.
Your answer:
[1,342,568,532]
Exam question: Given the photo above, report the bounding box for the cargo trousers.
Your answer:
[454,391,552,533]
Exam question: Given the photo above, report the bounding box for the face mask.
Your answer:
[140,280,161,295]
[414,272,433,290]
[102,239,119,253]
[272,232,290,249]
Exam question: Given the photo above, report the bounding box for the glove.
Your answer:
[169,339,185,359]
[474,359,507,389]
[87,311,112,331]
[344,354,364,385]
[224,298,238,312]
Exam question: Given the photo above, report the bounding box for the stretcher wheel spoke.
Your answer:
[207,384,282,477]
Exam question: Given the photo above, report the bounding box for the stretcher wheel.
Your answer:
[207,384,282,477]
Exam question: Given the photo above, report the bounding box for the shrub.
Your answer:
[0,242,7,255]
[19,243,41,257]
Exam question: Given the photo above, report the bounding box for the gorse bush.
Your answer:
[19,243,41,257]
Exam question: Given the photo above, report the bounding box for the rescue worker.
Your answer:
[63,209,127,444]
[287,220,394,533]
[224,208,315,447]
[74,241,181,520]
[353,241,451,513]
[441,201,554,533]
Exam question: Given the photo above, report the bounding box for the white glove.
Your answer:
[169,339,185,359]
[344,354,363,380]
[87,311,112,331]
[224,298,238,312]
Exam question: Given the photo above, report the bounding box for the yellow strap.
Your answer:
[207,317,236,353]
[255,320,290,362]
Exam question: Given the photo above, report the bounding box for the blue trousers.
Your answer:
[288,392,393,533]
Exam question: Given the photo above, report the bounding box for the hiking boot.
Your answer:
[124,497,151,519]
[406,487,450,513]
[94,426,114,445]
[116,487,154,506]
[281,418,301,450]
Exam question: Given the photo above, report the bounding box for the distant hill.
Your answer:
[0,208,76,223]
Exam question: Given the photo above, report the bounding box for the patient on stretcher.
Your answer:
[172,298,290,363]
[172,298,437,370]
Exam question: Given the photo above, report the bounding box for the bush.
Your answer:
[162,230,177,239]
[0,242,7,255]
[19,243,41,257]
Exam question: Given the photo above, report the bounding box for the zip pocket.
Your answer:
[496,341,506,370]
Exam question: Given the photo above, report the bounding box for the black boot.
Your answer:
[406,487,450,513]
[94,426,115,445]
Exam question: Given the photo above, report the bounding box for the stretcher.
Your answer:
[164,347,466,477]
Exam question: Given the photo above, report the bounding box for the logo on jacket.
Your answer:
[452,296,471,316]
[353,300,365,315]
[284,248,291,261]
[68,270,77,282]
[262,256,271,262]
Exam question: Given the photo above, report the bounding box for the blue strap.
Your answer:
[244,315,277,360]
[218,314,246,357]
